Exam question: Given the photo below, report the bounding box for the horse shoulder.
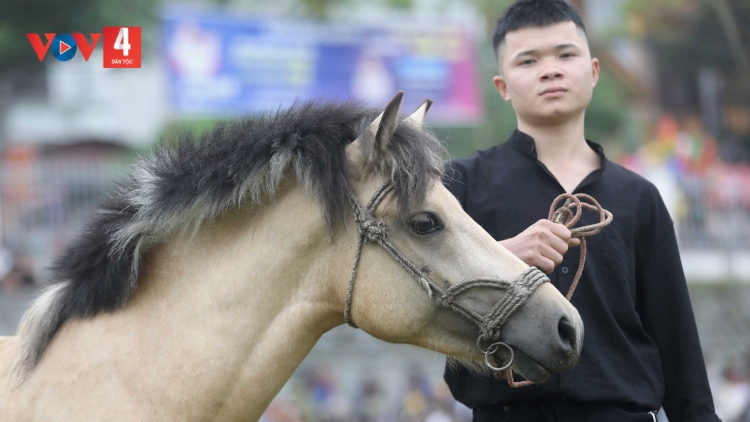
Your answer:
[0,336,20,415]
[0,336,19,375]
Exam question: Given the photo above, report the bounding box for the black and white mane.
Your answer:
[15,100,445,376]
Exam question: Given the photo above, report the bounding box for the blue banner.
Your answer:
[162,11,482,124]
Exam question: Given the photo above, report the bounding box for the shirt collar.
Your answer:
[506,129,607,170]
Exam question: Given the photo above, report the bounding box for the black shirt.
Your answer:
[443,130,720,422]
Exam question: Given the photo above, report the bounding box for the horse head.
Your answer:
[342,92,583,382]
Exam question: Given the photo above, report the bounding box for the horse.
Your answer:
[0,92,583,421]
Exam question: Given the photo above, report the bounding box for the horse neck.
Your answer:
[120,176,348,419]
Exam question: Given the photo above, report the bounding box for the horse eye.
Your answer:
[411,213,443,235]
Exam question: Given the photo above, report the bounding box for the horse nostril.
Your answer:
[557,315,577,352]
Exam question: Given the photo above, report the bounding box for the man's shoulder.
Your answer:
[443,143,507,196]
[446,143,507,173]
[605,160,662,198]
[605,160,671,227]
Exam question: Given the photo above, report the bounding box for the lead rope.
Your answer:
[499,193,613,388]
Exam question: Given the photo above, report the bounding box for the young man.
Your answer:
[442,1,721,421]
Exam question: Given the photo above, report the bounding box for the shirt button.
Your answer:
[504,405,510,412]
[561,266,569,274]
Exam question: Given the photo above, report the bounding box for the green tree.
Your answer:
[625,0,750,152]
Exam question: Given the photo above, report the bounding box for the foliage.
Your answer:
[298,0,351,18]
[624,0,748,80]
[585,66,630,145]
[432,44,517,160]
[624,0,750,151]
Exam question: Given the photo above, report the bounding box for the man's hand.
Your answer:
[499,220,581,273]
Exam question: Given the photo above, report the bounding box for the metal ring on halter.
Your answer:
[483,341,514,372]
[476,335,500,355]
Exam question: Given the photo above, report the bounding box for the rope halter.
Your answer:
[343,181,550,364]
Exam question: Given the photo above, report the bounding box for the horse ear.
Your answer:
[403,99,432,129]
[347,91,404,172]
[374,91,403,153]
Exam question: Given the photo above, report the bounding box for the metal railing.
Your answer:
[1,157,130,283]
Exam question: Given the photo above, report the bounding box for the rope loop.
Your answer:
[549,193,613,238]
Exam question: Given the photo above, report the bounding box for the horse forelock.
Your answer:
[13,99,445,379]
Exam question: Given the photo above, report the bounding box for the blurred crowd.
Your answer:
[261,369,471,422]
[709,354,750,422]
[255,355,750,422]
[255,353,750,422]
[619,115,750,249]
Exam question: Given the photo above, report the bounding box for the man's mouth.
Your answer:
[540,87,567,98]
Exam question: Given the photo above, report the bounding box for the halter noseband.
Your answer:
[343,181,550,369]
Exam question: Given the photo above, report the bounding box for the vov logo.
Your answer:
[26,27,141,68]
[27,33,100,62]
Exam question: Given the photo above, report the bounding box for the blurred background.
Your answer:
[1,0,749,420]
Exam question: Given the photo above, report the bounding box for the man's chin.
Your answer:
[522,108,583,126]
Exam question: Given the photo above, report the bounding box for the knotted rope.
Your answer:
[500,193,613,388]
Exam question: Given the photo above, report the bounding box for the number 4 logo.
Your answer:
[103,27,141,68]
[114,28,131,56]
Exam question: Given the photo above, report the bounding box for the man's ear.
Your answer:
[591,57,600,88]
[493,75,512,101]
[346,91,404,177]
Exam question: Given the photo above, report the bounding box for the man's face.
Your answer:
[493,21,599,126]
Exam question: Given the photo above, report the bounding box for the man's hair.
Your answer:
[492,0,587,58]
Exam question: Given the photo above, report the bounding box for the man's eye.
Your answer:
[561,53,574,58]
[520,59,535,66]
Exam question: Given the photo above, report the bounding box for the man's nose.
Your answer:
[540,67,564,81]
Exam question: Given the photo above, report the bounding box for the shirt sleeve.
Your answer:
[443,160,469,210]
[635,184,721,422]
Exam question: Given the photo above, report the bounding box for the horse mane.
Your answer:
[13,100,445,378]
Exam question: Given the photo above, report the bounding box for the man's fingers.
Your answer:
[546,232,569,255]
[547,221,573,243]
[535,257,556,274]
[541,220,581,247]
[540,243,564,266]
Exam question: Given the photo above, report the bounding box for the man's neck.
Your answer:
[517,114,599,169]
[517,114,602,193]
